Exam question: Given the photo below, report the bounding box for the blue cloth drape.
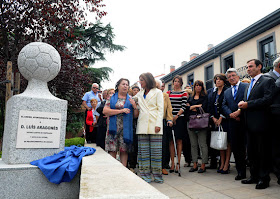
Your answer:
[109,92,133,144]
[30,145,96,184]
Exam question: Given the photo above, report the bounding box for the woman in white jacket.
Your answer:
[135,72,164,183]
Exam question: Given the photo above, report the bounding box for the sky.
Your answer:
[90,0,279,89]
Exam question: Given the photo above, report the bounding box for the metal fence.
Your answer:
[262,53,280,72]
[236,53,280,80]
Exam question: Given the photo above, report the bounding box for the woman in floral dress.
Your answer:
[103,78,138,166]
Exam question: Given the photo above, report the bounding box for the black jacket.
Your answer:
[207,86,228,119]
[244,75,275,133]
[187,94,208,116]
[96,100,107,127]
[264,70,280,115]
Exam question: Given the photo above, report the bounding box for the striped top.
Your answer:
[166,90,188,117]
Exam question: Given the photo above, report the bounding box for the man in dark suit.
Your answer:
[238,59,275,189]
[222,68,248,181]
[264,57,280,185]
[264,58,280,81]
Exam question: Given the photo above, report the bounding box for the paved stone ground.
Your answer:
[146,157,280,199]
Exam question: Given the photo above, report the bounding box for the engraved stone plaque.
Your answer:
[16,110,61,148]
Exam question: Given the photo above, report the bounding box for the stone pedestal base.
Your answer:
[0,159,80,199]
[2,95,67,164]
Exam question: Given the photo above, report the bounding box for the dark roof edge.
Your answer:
[161,8,280,82]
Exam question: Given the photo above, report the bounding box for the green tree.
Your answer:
[83,67,113,90]
[0,1,124,138]
[70,21,126,66]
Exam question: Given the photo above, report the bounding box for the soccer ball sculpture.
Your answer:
[18,42,61,82]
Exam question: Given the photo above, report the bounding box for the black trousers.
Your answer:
[96,126,106,149]
[207,122,219,167]
[229,119,247,176]
[271,114,280,180]
[86,127,97,143]
[247,130,271,182]
[162,120,171,168]
[182,127,192,164]
[128,121,138,169]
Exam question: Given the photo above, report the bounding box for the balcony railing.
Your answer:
[262,53,280,72]
[236,53,280,79]
[236,65,250,79]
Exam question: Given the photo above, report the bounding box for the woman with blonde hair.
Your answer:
[241,78,251,84]
[96,88,115,149]
[86,98,100,144]
[106,88,115,97]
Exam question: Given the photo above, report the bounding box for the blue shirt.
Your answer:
[82,91,101,108]
[273,69,280,78]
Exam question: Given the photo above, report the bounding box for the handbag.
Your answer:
[188,107,210,130]
[210,125,227,150]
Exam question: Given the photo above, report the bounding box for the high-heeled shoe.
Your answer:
[221,168,230,174]
[169,164,175,173]
[217,168,223,173]
[220,165,230,174]
[175,164,180,173]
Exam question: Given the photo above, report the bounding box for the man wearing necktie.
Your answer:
[222,68,248,181]
[238,59,275,189]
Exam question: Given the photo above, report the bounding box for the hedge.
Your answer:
[65,137,85,147]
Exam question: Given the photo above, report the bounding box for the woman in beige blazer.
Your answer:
[135,72,164,183]
[156,79,173,175]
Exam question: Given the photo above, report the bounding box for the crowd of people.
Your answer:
[81,58,280,189]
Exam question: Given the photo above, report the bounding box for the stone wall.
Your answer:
[80,144,169,199]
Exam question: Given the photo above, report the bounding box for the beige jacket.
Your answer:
[136,88,163,135]
[163,92,173,121]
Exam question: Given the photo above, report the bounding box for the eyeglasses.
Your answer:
[92,87,98,89]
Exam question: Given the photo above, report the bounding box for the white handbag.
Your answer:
[210,126,227,150]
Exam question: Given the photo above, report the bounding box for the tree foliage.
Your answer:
[0,0,124,137]
[70,21,126,66]
[0,0,120,105]
[83,67,113,90]
[1,0,106,66]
